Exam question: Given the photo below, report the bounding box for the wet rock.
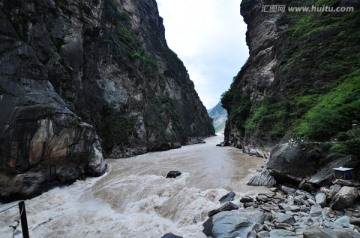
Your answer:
[315,193,327,208]
[332,216,352,229]
[161,233,183,238]
[303,227,360,238]
[208,202,239,217]
[269,229,297,237]
[166,171,182,178]
[256,194,269,203]
[310,204,323,217]
[219,191,236,203]
[247,169,276,187]
[280,185,296,195]
[275,213,295,225]
[202,210,264,238]
[350,218,360,226]
[328,184,342,200]
[330,186,359,210]
[240,196,254,203]
[258,231,270,237]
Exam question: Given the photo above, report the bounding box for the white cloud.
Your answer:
[157,0,249,109]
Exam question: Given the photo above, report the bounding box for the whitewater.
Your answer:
[0,136,268,238]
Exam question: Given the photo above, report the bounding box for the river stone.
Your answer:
[219,191,236,203]
[166,171,182,178]
[247,169,276,187]
[310,204,323,217]
[275,213,295,225]
[269,229,297,237]
[203,209,265,238]
[240,196,254,203]
[328,184,342,200]
[280,185,296,195]
[303,227,360,238]
[332,216,352,229]
[208,202,239,217]
[315,192,327,207]
[161,233,183,238]
[330,186,359,210]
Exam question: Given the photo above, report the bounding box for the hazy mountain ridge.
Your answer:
[208,102,228,133]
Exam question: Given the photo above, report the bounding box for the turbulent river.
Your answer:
[0,136,269,238]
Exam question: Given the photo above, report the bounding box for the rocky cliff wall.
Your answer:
[222,0,359,158]
[0,0,214,199]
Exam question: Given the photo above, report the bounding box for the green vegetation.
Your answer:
[101,106,136,149]
[223,0,360,158]
[102,0,159,78]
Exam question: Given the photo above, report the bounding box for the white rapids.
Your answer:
[0,135,269,238]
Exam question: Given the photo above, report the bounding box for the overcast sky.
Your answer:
[156,0,249,109]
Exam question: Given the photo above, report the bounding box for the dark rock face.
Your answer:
[222,0,360,174]
[0,0,213,199]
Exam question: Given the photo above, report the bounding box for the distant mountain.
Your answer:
[208,102,228,133]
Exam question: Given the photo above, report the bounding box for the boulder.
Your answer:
[307,156,352,186]
[315,192,327,207]
[275,213,295,225]
[166,171,182,178]
[310,204,323,217]
[269,229,297,237]
[328,184,342,200]
[161,233,183,238]
[219,191,236,203]
[330,186,359,210]
[208,202,239,217]
[240,196,254,203]
[267,143,319,184]
[303,227,360,238]
[280,185,296,195]
[203,209,264,238]
[247,169,277,187]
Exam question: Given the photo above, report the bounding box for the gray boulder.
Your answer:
[330,186,359,210]
[219,191,236,203]
[203,209,264,238]
[267,143,319,184]
[247,169,276,187]
[208,202,239,217]
[269,229,297,237]
[161,233,182,238]
[315,192,327,207]
[275,213,295,225]
[307,157,352,186]
[303,227,360,238]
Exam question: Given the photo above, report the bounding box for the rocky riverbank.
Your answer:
[202,184,360,238]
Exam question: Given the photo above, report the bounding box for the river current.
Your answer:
[0,135,269,238]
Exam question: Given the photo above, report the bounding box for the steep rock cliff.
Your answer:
[222,0,359,161]
[0,0,214,199]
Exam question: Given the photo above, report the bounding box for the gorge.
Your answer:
[0,0,214,199]
[1,0,360,237]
